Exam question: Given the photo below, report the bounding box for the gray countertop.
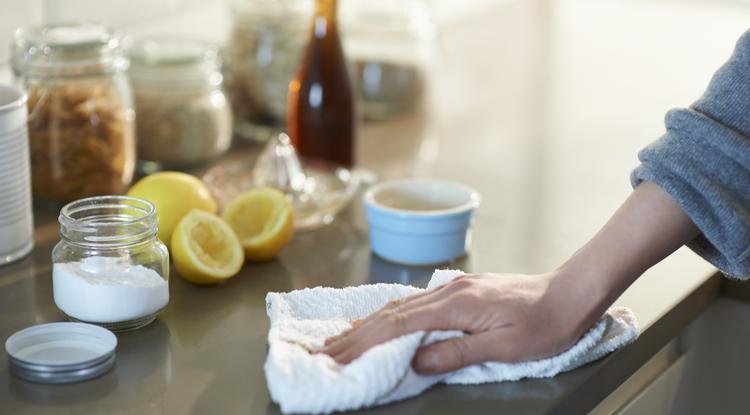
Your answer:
[2,1,750,413]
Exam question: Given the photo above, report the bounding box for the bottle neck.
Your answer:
[312,0,338,39]
[59,196,159,249]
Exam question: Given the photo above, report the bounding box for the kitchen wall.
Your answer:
[0,0,516,84]
[4,0,740,83]
[0,0,230,82]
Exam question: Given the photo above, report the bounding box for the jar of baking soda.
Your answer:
[51,196,169,331]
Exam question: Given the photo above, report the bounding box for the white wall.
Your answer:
[0,0,518,84]
[0,0,230,82]
[3,0,739,82]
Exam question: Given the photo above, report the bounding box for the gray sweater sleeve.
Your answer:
[631,29,750,279]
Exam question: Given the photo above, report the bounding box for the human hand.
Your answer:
[321,181,701,375]
[320,272,600,375]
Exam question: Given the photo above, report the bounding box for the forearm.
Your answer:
[557,181,700,328]
[632,29,750,278]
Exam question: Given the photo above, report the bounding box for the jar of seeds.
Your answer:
[128,37,232,171]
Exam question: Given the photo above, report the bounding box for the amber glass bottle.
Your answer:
[287,0,354,167]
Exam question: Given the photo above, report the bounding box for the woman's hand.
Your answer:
[320,272,600,375]
[321,182,701,375]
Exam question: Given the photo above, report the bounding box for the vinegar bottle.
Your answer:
[287,0,354,167]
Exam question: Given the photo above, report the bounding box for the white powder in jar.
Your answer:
[53,256,169,323]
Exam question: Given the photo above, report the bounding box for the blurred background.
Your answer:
[2,0,750,271]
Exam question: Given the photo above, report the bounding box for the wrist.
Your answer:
[558,244,633,303]
[550,253,629,334]
[544,182,700,336]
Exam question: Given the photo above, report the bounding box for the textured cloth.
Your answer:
[264,270,639,414]
[632,29,750,278]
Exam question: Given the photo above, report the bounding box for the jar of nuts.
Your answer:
[11,23,136,204]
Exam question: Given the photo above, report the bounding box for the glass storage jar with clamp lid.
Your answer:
[128,37,232,171]
[11,22,136,204]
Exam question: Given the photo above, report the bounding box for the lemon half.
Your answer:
[222,188,294,261]
[171,209,244,284]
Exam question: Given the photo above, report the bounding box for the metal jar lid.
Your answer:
[5,322,117,384]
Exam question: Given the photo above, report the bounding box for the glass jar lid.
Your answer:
[128,37,222,89]
[11,22,127,77]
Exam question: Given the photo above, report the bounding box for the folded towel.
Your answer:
[264,270,639,414]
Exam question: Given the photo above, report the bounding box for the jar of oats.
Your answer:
[11,23,136,204]
[128,37,232,170]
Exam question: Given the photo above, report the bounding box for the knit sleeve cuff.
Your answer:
[631,108,750,279]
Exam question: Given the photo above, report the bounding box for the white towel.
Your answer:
[264,270,639,414]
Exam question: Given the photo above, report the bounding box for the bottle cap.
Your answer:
[5,322,117,384]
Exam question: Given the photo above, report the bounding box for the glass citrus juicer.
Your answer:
[203,133,374,231]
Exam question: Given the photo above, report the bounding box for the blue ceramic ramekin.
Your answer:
[363,179,481,265]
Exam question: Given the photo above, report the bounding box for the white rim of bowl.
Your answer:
[363,178,481,217]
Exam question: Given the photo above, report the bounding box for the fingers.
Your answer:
[323,318,363,347]
[319,277,476,365]
[322,285,450,348]
[321,300,449,364]
[413,328,529,375]
[412,331,491,375]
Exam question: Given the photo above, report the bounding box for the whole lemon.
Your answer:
[127,172,217,248]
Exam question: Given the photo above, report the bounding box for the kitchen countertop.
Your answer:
[2,0,750,413]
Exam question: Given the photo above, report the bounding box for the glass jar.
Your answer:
[51,196,169,331]
[11,22,136,204]
[224,0,311,142]
[340,0,437,120]
[128,37,232,171]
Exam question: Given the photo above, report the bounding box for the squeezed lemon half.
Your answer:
[222,188,294,261]
[171,209,244,284]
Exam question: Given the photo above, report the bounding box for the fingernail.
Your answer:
[414,351,440,374]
